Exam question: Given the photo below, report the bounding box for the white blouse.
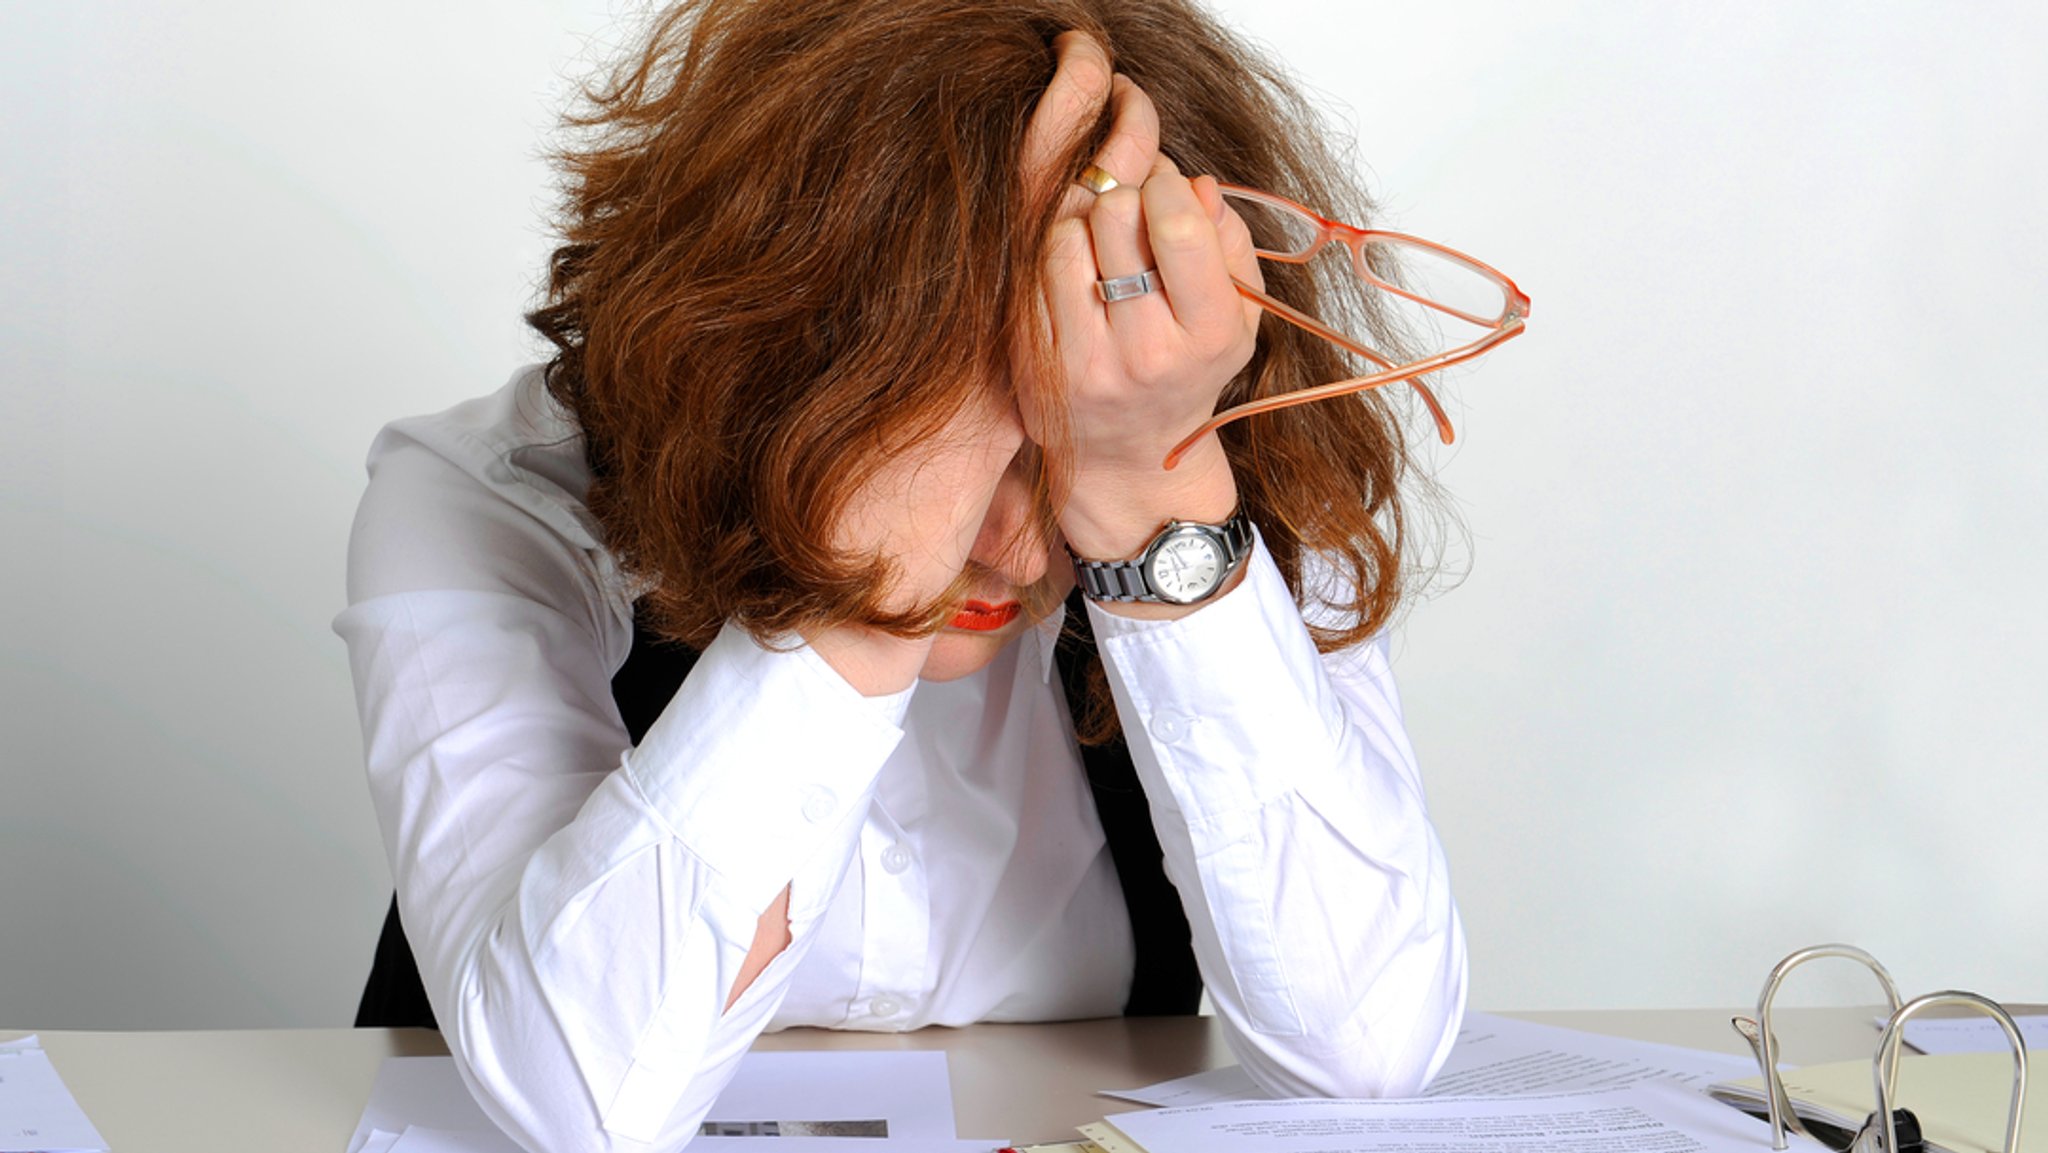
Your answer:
[334,368,1467,1153]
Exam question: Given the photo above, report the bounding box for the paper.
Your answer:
[1901,1015,2048,1055]
[347,1057,494,1153]
[692,1141,989,1153]
[1428,1012,1759,1096]
[1101,1066,1260,1109]
[350,1051,961,1153]
[1102,1083,1833,1153]
[0,1038,108,1153]
[385,1126,520,1153]
[1077,1121,1147,1153]
[381,1129,987,1153]
[695,1051,957,1137]
[1101,1011,1758,1106]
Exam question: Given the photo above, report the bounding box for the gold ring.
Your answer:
[1076,164,1120,194]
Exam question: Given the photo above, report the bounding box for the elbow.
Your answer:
[444,965,619,1153]
[1237,995,1468,1101]
[1235,1021,1455,1101]
[1352,901,1469,1098]
[439,948,669,1153]
[413,844,777,1151]
[441,933,751,1153]
[1329,870,1469,1098]
[1235,906,1469,1101]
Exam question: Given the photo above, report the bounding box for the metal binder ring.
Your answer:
[1732,944,1907,1151]
[1859,991,2028,1153]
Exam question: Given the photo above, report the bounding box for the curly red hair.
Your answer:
[527,0,1439,737]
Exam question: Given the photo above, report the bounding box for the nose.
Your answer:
[965,452,1052,588]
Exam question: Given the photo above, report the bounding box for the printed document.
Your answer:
[1901,1014,2048,1055]
[349,1050,967,1153]
[1098,1082,1833,1153]
[1102,1011,1756,1106]
[0,1036,107,1153]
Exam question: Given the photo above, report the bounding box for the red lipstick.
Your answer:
[948,600,1022,632]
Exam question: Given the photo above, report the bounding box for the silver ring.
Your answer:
[1095,268,1161,303]
[1076,164,1120,194]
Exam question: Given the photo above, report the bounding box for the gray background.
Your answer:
[3,0,2042,1028]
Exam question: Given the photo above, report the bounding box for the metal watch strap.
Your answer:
[1069,510,1255,604]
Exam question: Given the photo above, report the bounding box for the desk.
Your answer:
[3,1009,1895,1153]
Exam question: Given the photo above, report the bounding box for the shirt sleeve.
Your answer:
[334,434,906,1151]
[1085,536,1468,1099]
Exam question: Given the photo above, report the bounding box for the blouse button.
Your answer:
[881,844,912,875]
[869,996,902,1019]
[1149,709,1192,743]
[800,785,837,823]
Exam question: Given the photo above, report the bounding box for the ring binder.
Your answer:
[1728,945,2031,1153]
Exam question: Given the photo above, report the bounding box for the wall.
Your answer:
[2,0,2041,1028]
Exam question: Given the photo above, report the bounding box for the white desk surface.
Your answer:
[0,1007,1914,1152]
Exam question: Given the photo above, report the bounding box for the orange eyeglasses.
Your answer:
[1164,184,1531,470]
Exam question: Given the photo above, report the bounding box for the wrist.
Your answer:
[1062,434,1249,621]
[1070,509,1254,617]
[1059,433,1237,559]
[1083,555,1251,621]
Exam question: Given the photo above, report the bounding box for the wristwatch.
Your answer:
[1069,511,1255,605]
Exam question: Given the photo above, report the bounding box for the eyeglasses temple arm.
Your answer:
[1227,276,1457,444]
[1160,277,1521,470]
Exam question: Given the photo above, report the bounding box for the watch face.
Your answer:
[1145,529,1224,604]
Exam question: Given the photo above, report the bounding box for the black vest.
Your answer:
[356,590,1200,1027]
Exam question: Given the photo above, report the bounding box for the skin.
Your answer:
[732,31,1264,1011]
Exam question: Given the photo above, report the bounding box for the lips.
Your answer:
[948,599,1022,632]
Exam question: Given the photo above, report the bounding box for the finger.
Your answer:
[1086,182,1169,333]
[1092,74,1160,194]
[1021,32,1113,205]
[1081,77,1164,303]
[1146,149,1182,183]
[1042,214,1109,368]
[1057,72,1162,219]
[1192,175,1264,291]
[1142,170,1247,338]
[1087,184,1155,282]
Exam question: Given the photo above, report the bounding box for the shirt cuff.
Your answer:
[1086,536,1345,839]
[625,621,906,910]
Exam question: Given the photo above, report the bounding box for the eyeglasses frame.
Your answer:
[1162,184,1531,471]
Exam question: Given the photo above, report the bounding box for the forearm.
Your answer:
[343,597,904,1150]
[444,809,840,1150]
[1087,545,1467,1098]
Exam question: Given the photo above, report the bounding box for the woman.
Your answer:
[336,0,1467,1149]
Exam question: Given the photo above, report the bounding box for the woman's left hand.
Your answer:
[1018,34,1264,564]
